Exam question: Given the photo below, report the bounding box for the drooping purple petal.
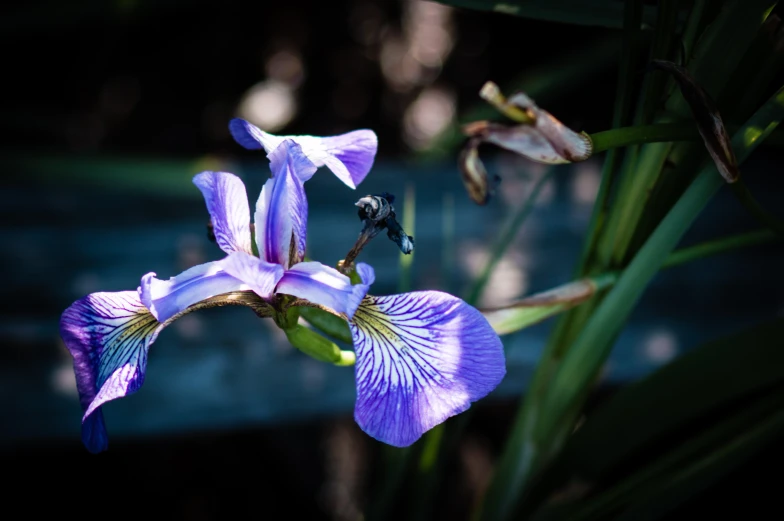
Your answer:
[192,171,253,255]
[276,261,373,319]
[317,130,378,188]
[350,291,505,447]
[220,251,284,298]
[139,260,249,322]
[229,118,378,188]
[59,291,163,453]
[254,141,315,268]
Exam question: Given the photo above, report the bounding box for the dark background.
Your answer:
[2,1,783,518]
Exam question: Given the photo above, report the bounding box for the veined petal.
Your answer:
[229,118,378,188]
[276,261,373,319]
[350,291,505,447]
[254,141,314,268]
[192,171,253,255]
[139,260,249,322]
[59,291,163,453]
[221,251,284,299]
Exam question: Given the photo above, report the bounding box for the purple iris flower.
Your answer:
[60,136,505,453]
[229,118,378,189]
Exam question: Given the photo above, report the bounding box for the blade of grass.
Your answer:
[482,228,779,336]
[536,83,784,485]
[399,182,416,293]
[430,0,659,29]
[479,83,784,521]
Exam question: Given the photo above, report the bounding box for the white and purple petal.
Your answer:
[276,261,373,319]
[139,261,249,322]
[221,251,285,299]
[254,141,314,268]
[229,118,378,189]
[192,171,253,255]
[350,291,505,447]
[59,291,163,453]
[314,130,378,189]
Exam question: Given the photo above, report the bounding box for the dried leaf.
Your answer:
[458,136,493,205]
[652,60,739,183]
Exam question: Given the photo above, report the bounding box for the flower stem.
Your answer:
[590,123,699,153]
[481,83,784,521]
[662,228,778,269]
[538,84,784,509]
[486,228,780,337]
[576,0,643,274]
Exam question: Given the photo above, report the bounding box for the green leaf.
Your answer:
[562,319,784,481]
[478,82,784,521]
[431,0,659,28]
[535,387,784,521]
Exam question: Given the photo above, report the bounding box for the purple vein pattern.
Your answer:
[350,291,506,447]
[60,291,163,453]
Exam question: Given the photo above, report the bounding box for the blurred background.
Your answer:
[2,0,783,517]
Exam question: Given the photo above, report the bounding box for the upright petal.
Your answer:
[350,291,505,447]
[139,260,250,322]
[60,291,163,453]
[254,141,314,268]
[276,261,373,319]
[229,118,377,188]
[193,171,253,255]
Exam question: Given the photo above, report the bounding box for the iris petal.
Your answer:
[192,171,253,254]
[221,251,284,299]
[316,130,378,188]
[255,141,314,268]
[229,118,377,188]
[139,261,249,322]
[59,291,163,453]
[350,291,505,447]
[276,261,372,319]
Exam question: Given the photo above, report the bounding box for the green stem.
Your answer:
[486,228,779,338]
[539,84,784,492]
[577,0,643,274]
[590,123,697,153]
[398,182,416,293]
[662,228,778,268]
[569,389,784,521]
[480,84,784,521]
[590,123,784,153]
[466,168,556,305]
